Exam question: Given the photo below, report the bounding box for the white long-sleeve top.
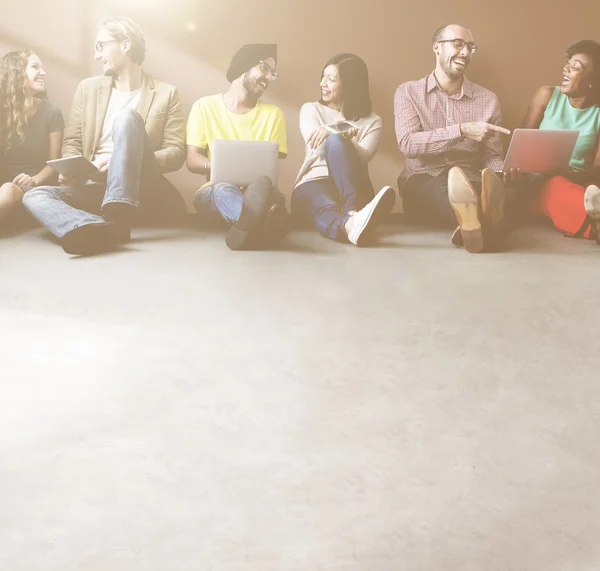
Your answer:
[294,101,382,188]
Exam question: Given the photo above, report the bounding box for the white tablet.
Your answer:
[324,121,355,135]
[47,155,100,180]
[503,129,579,173]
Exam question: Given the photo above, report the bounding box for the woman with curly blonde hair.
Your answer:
[0,50,64,225]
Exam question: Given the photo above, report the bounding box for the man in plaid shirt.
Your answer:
[394,24,511,253]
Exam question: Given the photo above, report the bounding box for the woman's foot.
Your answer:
[344,186,395,246]
[584,185,600,244]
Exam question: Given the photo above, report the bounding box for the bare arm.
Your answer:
[34,130,63,185]
[520,86,554,129]
[186,145,210,175]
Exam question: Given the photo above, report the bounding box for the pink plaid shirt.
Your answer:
[394,72,505,189]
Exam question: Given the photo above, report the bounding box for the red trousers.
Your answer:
[532,176,592,239]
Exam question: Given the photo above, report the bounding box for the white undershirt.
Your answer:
[92,87,142,165]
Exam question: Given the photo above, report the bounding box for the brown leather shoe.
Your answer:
[451,226,464,248]
[448,167,483,253]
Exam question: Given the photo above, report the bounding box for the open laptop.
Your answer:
[503,129,579,173]
[210,140,279,187]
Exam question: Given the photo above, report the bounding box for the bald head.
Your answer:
[432,24,472,44]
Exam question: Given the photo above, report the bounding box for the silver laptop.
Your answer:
[210,140,279,187]
[503,129,579,173]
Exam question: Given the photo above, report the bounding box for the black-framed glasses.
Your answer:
[95,40,119,53]
[437,39,477,54]
[258,60,278,80]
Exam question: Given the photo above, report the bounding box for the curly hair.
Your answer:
[0,50,41,153]
[566,40,600,102]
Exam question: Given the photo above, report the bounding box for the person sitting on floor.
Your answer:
[186,43,288,251]
[291,53,394,246]
[22,17,186,255]
[0,50,63,230]
[518,40,600,242]
[394,23,511,253]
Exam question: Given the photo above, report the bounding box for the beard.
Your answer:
[242,73,266,98]
[441,56,467,80]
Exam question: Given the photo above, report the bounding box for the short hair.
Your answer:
[319,53,372,121]
[566,40,600,98]
[432,24,470,44]
[98,17,146,64]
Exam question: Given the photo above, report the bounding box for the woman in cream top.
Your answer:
[292,53,394,246]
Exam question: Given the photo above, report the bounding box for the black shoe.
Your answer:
[263,203,289,248]
[60,222,124,256]
[102,202,137,225]
[225,176,272,250]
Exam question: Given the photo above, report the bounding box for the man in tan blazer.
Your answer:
[23,17,186,255]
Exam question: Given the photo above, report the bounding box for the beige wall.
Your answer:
[2,0,599,211]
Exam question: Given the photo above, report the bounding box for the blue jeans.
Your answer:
[291,134,374,242]
[193,179,285,224]
[400,167,482,228]
[23,109,186,238]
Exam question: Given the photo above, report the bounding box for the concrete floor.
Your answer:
[2,222,600,571]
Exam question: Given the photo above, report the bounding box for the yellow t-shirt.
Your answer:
[186,94,287,156]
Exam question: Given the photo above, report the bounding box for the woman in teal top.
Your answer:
[520,40,600,241]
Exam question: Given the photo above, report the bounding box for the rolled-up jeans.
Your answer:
[193,180,285,225]
[23,109,186,238]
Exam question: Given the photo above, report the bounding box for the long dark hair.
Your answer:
[319,53,372,121]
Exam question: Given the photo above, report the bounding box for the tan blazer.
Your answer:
[62,73,185,173]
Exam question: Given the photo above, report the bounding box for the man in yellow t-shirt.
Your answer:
[186,43,288,250]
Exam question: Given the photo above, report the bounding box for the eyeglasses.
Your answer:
[95,40,119,53]
[437,39,477,54]
[258,60,278,80]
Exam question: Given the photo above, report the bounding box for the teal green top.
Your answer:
[538,86,600,171]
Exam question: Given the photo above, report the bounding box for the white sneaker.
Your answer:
[344,186,395,246]
[584,185,600,219]
[584,185,600,243]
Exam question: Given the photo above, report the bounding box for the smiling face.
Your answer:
[320,64,343,108]
[94,30,128,76]
[25,54,46,96]
[561,53,595,97]
[434,25,474,80]
[242,57,277,97]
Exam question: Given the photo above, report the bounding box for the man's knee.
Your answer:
[22,185,61,208]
